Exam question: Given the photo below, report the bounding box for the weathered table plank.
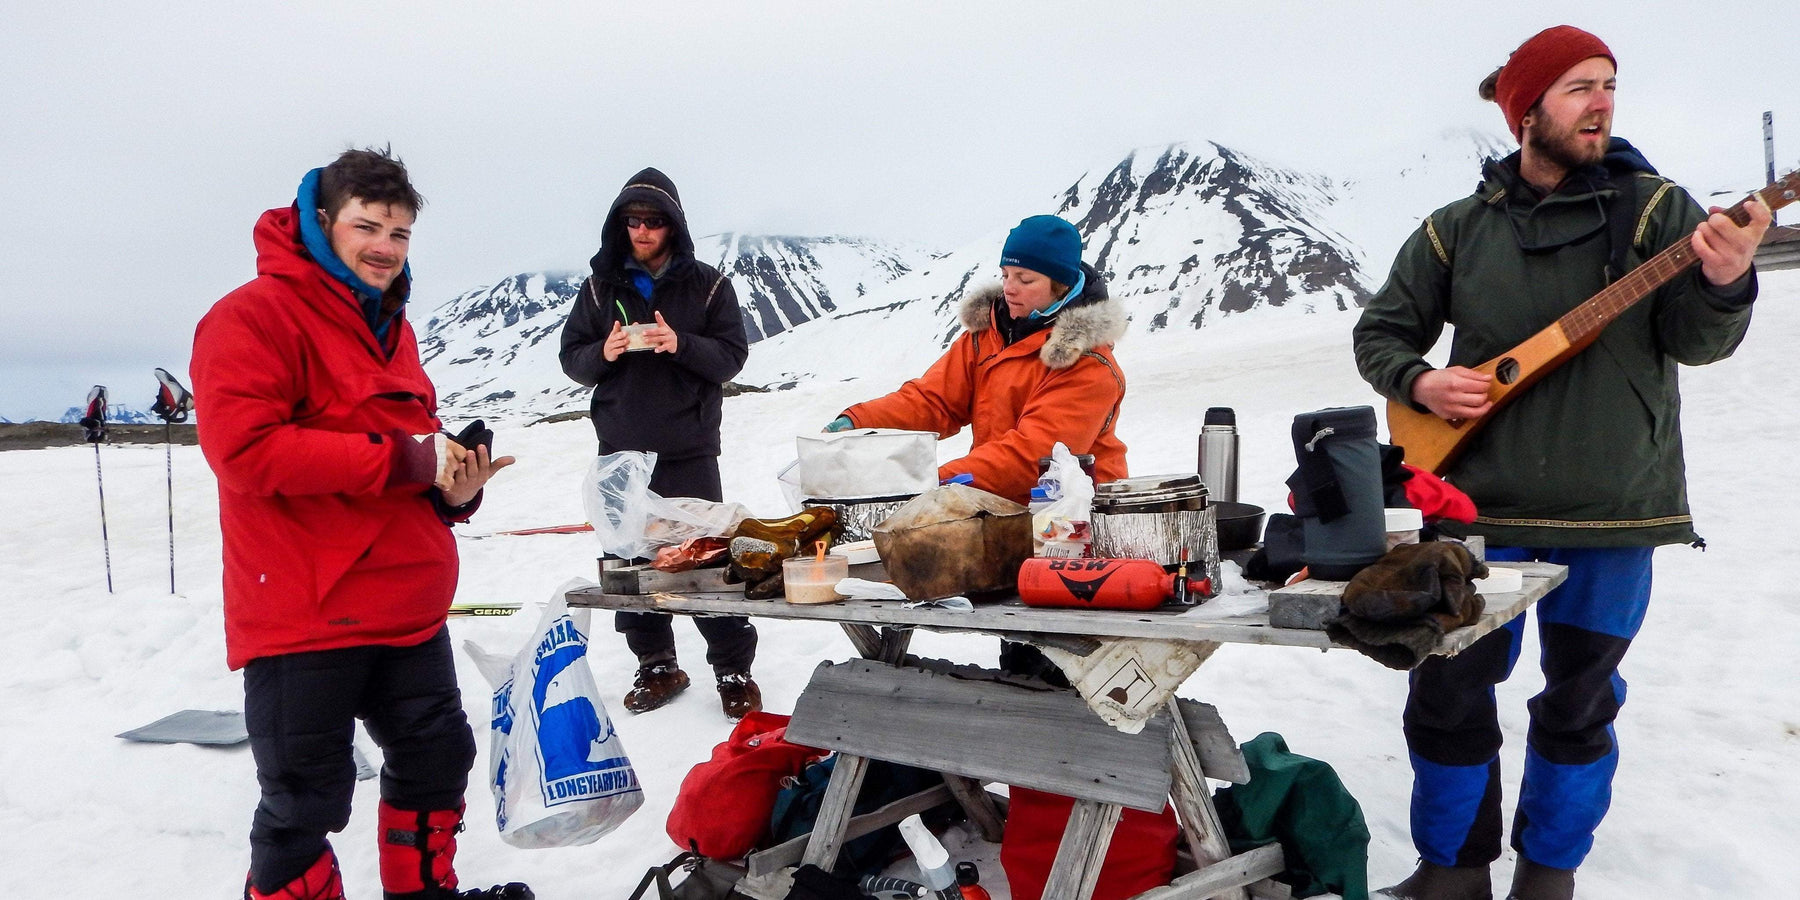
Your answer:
[786,659,1175,812]
[567,560,1563,657]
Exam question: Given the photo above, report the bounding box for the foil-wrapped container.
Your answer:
[802,496,914,542]
[1090,474,1223,593]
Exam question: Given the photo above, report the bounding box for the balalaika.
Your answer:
[1388,169,1800,475]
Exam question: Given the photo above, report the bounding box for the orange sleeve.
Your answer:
[841,336,978,438]
[941,354,1124,503]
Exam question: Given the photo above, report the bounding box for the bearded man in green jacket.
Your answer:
[1353,26,1770,900]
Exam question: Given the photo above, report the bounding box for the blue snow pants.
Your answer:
[1403,546,1653,871]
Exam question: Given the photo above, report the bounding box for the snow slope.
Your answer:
[2,272,1794,897]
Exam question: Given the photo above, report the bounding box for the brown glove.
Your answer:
[1342,541,1487,627]
[1328,542,1489,670]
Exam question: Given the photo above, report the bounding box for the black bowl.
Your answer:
[1213,501,1266,551]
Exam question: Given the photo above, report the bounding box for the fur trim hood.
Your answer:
[957,264,1127,369]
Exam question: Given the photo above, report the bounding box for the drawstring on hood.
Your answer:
[296,168,412,342]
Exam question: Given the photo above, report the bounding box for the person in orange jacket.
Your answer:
[829,215,1128,506]
[830,215,1129,685]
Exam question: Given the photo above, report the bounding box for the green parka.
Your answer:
[1353,143,1757,548]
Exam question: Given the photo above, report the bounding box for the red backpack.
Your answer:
[1001,787,1180,900]
[666,711,825,859]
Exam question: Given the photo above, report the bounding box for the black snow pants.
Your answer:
[611,452,757,675]
[243,626,475,893]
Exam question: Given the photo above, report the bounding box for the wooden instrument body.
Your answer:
[1386,322,1578,474]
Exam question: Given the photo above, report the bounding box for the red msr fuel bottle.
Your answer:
[1017,558,1210,610]
[954,863,992,900]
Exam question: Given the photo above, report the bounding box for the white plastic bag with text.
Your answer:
[463,592,642,847]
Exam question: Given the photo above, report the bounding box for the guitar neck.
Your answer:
[1555,181,1790,347]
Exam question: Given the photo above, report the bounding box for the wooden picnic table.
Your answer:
[568,560,1566,900]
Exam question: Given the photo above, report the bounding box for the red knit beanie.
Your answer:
[1494,26,1615,140]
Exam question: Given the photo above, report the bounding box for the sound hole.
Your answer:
[1496,357,1521,385]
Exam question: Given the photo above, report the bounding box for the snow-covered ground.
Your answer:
[2,271,1794,897]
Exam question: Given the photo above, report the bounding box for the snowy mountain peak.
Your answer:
[696,233,926,341]
[1057,140,1370,329]
[734,138,1378,389]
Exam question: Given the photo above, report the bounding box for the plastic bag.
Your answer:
[1033,443,1094,557]
[463,589,642,847]
[583,451,751,560]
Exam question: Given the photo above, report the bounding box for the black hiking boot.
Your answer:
[623,664,690,713]
[1506,858,1574,900]
[1377,860,1492,900]
[716,672,762,721]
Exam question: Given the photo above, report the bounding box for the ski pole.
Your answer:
[95,442,113,594]
[165,421,175,593]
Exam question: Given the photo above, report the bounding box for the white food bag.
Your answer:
[463,592,642,848]
[795,428,937,500]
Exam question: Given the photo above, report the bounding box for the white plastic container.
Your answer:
[1383,507,1423,550]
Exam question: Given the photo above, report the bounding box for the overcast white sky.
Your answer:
[1,1,1792,420]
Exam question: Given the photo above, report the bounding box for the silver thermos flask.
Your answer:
[1197,407,1239,503]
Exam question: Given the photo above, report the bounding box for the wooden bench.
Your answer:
[739,657,1287,900]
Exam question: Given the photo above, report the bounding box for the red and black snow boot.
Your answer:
[245,845,347,900]
[378,801,534,900]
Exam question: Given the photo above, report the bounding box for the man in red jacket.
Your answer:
[192,148,525,900]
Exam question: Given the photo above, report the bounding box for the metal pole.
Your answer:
[95,443,113,594]
[166,421,176,593]
[1766,111,1778,226]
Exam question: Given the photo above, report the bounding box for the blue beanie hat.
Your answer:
[1001,215,1083,287]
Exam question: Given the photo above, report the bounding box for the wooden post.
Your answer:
[1165,696,1247,900]
[1040,800,1124,900]
[840,623,884,659]
[800,753,871,872]
[942,774,1006,843]
[876,627,913,664]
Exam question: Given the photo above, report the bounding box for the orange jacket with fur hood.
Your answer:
[842,271,1128,503]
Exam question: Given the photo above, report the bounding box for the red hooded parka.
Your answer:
[192,206,457,670]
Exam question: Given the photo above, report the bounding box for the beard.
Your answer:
[1527,115,1610,173]
[631,234,670,265]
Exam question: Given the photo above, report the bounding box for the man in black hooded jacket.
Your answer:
[559,167,759,720]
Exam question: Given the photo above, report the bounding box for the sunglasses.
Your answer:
[624,215,670,231]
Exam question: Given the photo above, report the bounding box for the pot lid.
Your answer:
[1095,474,1204,496]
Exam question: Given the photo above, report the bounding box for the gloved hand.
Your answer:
[823,415,853,433]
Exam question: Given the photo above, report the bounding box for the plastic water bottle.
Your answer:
[897,815,963,900]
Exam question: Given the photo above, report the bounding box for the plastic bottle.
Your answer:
[954,863,991,900]
[897,815,962,900]
[1016,557,1210,610]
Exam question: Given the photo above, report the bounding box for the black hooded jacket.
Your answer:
[559,168,749,459]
